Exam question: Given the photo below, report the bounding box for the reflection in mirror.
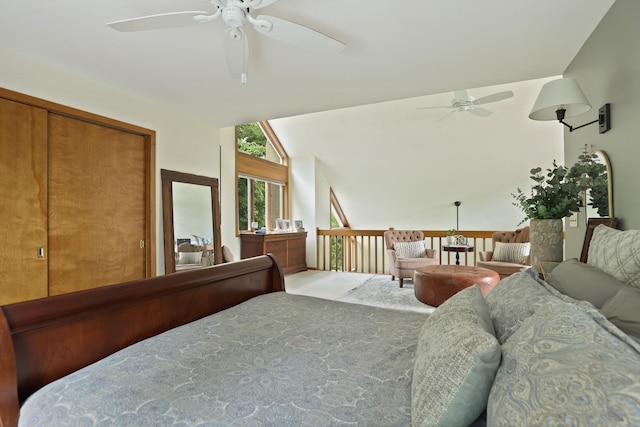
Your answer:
[173,182,214,269]
[584,150,613,219]
[161,169,222,274]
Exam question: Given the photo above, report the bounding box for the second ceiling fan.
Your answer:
[107,0,346,84]
[418,89,514,121]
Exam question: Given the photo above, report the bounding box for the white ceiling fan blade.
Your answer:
[417,105,454,110]
[468,107,492,117]
[453,90,469,101]
[224,28,249,82]
[473,90,514,105]
[436,110,457,122]
[253,15,345,54]
[108,11,211,32]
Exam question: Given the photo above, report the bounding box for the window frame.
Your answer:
[235,121,289,235]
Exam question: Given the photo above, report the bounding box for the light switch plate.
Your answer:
[569,213,578,227]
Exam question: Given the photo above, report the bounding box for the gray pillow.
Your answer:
[412,286,501,427]
[488,300,640,426]
[600,287,640,339]
[486,269,561,343]
[546,258,628,308]
[587,225,640,288]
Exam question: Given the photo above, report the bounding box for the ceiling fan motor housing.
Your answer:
[222,5,246,27]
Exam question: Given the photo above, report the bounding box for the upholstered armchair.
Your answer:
[477,226,531,279]
[384,230,439,288]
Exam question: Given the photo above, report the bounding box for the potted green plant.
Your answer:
[512,160,584,224]
[445,229,457,245]
[512,160,583,266]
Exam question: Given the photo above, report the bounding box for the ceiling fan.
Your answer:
[417,89,514,121]
[107,0,345,84]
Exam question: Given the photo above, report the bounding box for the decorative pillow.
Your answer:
[412,286,501,427]
[587,225,640,289]
[177,251,203,265]
[546,258,628,308]
[393,240,426,258]
[600,287,640,339]
[487,301,640,426]
[486,269,563,344]
[492,242,530,264]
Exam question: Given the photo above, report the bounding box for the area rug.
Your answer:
[338,275,436,314]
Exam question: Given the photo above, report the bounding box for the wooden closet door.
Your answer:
[0,98,48,304]
[48,114,147,295]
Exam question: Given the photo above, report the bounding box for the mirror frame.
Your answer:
[592,150,614,218]
[161,169,222,274]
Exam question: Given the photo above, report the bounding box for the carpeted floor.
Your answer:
[338,275,436,314]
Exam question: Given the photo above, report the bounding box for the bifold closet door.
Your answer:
[48,114,147,295]
[0,98,48,305]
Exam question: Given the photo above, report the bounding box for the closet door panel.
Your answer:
[0,98,48,304]
[48,114,147,295]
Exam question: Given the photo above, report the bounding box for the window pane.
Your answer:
[238,177,248,231]
[267,182,281,230]
[254,180,266,228]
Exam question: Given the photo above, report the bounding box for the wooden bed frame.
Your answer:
[0,255,284,427]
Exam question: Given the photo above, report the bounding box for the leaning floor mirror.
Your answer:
[161,169,222,274]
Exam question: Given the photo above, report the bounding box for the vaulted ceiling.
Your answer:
[0,0,614,127]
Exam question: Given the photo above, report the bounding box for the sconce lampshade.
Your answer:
[529,78,592,121]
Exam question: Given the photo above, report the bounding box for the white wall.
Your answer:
[290,156,319,268]
[219,126,239,260]
[1,47,221,274]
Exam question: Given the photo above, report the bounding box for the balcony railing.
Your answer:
[316,228,496,274]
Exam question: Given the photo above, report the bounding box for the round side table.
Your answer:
[413,265,500,307]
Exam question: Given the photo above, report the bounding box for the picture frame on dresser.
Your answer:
[580,217,618,263]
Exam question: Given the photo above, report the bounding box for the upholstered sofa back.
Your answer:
[491,226,530,250]
[384,230,424,249]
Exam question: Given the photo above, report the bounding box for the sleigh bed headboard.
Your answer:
[0,255,284,427]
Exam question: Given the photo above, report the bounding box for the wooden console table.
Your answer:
[240,231,308,274]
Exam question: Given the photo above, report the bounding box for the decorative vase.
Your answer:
[529,218,563,268]
[446,236,455,245]
[454,235,467,246]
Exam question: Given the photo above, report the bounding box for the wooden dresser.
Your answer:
[240,231,307,274]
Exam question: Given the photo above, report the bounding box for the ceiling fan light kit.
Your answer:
[107,0,345,84]
[529,77,611,134]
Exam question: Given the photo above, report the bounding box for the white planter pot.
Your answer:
[530,218,564,268]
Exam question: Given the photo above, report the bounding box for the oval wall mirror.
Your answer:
[161,169,222,274]
[584,150,613,219]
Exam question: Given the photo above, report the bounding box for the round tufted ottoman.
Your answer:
[413,265,500,307]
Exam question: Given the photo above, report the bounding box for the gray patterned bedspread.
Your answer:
[19,292,428,426]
